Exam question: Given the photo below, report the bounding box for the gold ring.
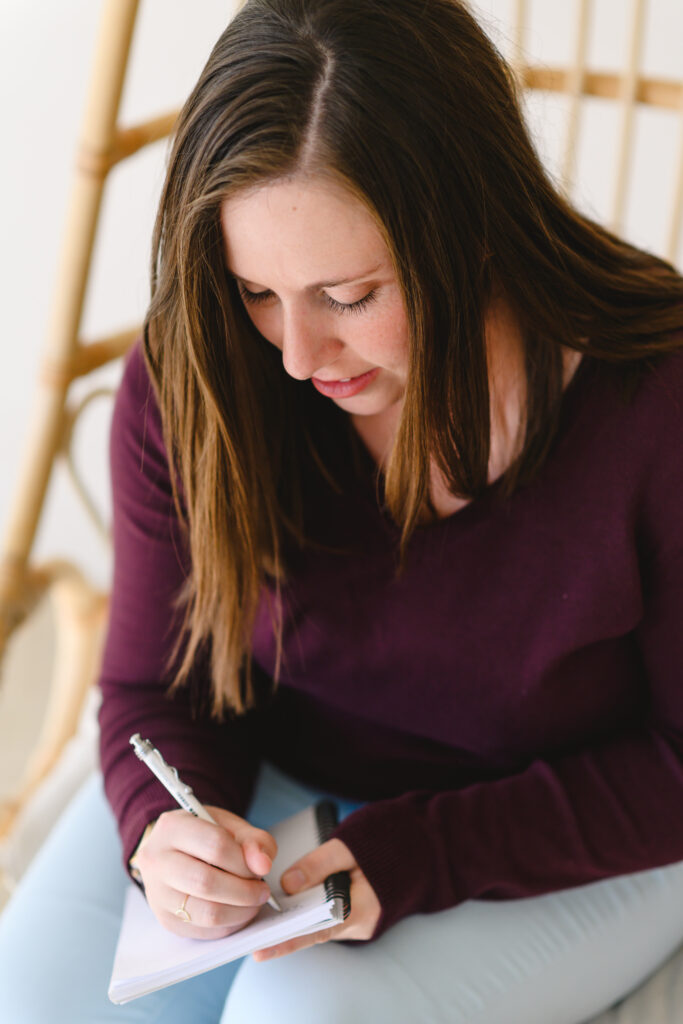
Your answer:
[175,893,191,923]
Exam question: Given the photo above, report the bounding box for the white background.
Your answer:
[1,0,682,593]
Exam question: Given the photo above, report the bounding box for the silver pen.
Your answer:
[129,733,282,912]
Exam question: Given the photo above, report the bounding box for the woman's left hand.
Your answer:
[252,838,381,961]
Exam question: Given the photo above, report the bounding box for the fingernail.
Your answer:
[258,888,272,905]
[282,868,305,893]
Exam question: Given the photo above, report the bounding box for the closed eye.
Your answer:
[238,285,378,316]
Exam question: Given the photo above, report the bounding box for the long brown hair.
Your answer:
[142,0,683,717]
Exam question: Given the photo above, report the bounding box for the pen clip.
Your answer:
[168,765,196,797]
[130,735,197,797]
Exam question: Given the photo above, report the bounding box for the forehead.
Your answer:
[220,176,390,287]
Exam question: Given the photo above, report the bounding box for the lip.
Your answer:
[311,368,380,399]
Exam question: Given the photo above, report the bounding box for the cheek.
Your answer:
[241,296,409,368]
[365,307,410,370]
[244,308,283,351]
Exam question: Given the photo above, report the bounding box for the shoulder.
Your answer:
[583,339,683,443]
[623,342,683,559]
[624,343,683,457]
[557,341,683,560]
[635,340,683,411]
[114,337,163,440]
[111,337,174,496]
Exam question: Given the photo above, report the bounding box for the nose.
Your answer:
[280,305,343,381]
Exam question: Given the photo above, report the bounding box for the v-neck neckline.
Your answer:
[351,352,596,534]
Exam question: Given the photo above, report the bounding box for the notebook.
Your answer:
[108,800,350,1004]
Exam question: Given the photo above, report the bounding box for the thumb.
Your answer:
[280,838,354,894]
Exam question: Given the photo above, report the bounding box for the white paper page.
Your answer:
[109,804,344,1004]
[109,885,341,1002]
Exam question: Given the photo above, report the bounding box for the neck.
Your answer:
[351,298,582,515]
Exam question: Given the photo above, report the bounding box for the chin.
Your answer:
[334,393,395,416]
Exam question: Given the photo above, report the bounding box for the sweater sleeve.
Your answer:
[97,341,260,874]
[333,358,683,942]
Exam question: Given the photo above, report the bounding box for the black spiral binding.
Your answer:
[314,800,351,920]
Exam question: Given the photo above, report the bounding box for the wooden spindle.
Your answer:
[666,94,683,266]
[0,0,140,608]
[610,0,648,233]
[561,0,592,196]
[512,0,528,86]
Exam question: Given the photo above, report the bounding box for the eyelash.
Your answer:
[237,285,378,316]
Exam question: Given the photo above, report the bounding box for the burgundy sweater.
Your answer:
[99,338,683,941]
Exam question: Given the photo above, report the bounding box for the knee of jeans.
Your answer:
[0,922,82,1024]
[0,877,125,1024]
[219,942,434,1024]
[221,945,378,1024]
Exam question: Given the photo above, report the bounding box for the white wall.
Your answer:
[1,0,681,595]
[0,0,240,592]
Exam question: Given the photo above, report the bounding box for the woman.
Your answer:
[2,0,683,1020]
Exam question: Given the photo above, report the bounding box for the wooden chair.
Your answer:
[0,0,183,889]
[0,0,681,901]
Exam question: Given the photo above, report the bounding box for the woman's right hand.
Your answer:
[134,806,278,939]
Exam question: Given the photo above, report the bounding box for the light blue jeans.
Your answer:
[2,762,683,1023]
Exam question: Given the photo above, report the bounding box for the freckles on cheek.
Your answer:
[373,328,409,370]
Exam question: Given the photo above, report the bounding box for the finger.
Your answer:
[156,886,263,940]
[280,838,354,894]
[161,849,273,908]
[242,837,275,878]
[205,807,278,864]
[152,811,259,878]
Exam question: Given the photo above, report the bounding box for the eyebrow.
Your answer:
[228,263,383,290]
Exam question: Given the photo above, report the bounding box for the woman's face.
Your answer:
[220,176,410,418]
